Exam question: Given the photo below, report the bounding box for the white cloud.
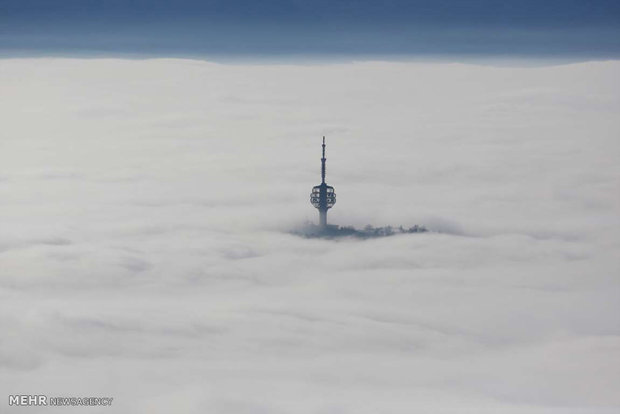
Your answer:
[0,58,619,413]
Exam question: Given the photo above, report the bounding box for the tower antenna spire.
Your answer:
[321,136,326,184]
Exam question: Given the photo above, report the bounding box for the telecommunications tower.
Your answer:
[310,137,336,228]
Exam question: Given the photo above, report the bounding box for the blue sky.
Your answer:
[2,0,620,60]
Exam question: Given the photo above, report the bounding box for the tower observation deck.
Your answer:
[310,136,336,227]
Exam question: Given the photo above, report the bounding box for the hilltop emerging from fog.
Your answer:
[293,223,428,239]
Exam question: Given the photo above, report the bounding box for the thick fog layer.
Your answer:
[1,59,619,413]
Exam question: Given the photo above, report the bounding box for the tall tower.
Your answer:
[310,136,336,228]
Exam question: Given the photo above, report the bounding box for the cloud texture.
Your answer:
[0,58,619,413]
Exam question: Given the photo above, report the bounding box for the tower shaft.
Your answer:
[319,210,327,227]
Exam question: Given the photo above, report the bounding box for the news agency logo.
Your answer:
[8,395,113,406]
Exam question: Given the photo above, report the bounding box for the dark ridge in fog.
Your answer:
[292,223,428,240]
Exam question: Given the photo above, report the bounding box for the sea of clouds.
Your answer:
[1,58,619,413]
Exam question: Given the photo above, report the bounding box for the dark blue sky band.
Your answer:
[1,0,619,59]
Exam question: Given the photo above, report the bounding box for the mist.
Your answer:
[1,58,619,413]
